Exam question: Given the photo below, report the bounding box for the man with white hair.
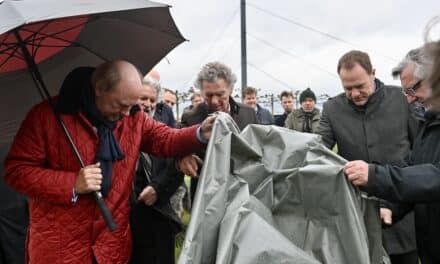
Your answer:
[392,45,434,118]
[130,77,181,264]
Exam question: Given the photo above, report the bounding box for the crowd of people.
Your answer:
[2,21,440,264]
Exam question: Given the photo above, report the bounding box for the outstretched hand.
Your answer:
[200,115,216,142]
[178,154,203,178]
[344,160,369,186]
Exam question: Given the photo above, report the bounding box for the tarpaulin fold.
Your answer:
[179,113,389,264]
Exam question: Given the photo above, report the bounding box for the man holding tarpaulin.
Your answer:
[317,50,419,263]
[345,39,440,264]
[179,61,258,201]
[3,61,215,263]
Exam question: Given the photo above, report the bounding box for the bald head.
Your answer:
[146,69,160,82]
[92,60,141,90]
[93,60,144,121]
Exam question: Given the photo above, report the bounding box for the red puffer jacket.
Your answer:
[4,101,202,264]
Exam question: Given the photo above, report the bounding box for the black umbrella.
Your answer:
[0,0,186,231]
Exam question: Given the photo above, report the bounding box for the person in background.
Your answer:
[163,88,177,110]
[130,77,181,264]
[183,92,203,114]
[284,88,320,133]
[317,50,418,264]
[242,86,274,125]
[274,90,295,127]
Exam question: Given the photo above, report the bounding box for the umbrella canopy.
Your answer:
[0,0,186,146]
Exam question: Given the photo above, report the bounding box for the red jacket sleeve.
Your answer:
[4,103,77,206]
[140,113,203,157]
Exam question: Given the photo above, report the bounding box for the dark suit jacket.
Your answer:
[131,106,183,231]
[365,112,440,263]
[154,102,176,128]
[181,97,259,130]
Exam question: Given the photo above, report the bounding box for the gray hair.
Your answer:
[425,17,440,110]
[194,61,237,90]
[392,45,434,80]
[190,92,202,101]
[142,76,161,95]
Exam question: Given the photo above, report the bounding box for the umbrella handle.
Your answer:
[93,191,118,231]
[57,114,118,232]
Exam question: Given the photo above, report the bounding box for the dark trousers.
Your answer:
[417,249,439,264]
[130,203,177,264]
[0,202,28,264]
[389,250,418,264]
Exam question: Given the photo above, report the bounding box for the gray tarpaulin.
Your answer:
[179,113,389,264]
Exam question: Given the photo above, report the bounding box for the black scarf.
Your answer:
[56,67,125,197]
[302,111,313,133]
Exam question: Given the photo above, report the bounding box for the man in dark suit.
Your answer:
[274,91,295,127]
[179,61,258,202]
[130,77,181,264]
[317,50,418,264]
[242,86,274,125]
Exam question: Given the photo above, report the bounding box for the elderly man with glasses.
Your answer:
[392,45,434,119]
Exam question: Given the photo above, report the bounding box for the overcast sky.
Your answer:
[154,0,439,100]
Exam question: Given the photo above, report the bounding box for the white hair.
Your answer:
[392,45,434,80]
[142,76,161,96]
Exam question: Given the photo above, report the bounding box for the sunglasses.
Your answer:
[402,80,422,96]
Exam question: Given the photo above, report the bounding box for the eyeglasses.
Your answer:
[402,80,422,96]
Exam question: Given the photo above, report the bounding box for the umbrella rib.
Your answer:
[26,43,72,48]
[20,18,92,45]
[0,31,107,61]
[0,20,53,62]
[28,20,52,57]
[19,19,86,57]
[0,46,23,69]
[0,43,19,53]
[2,49,24,60]
[19,28,107,61]
[14,19,96,63]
